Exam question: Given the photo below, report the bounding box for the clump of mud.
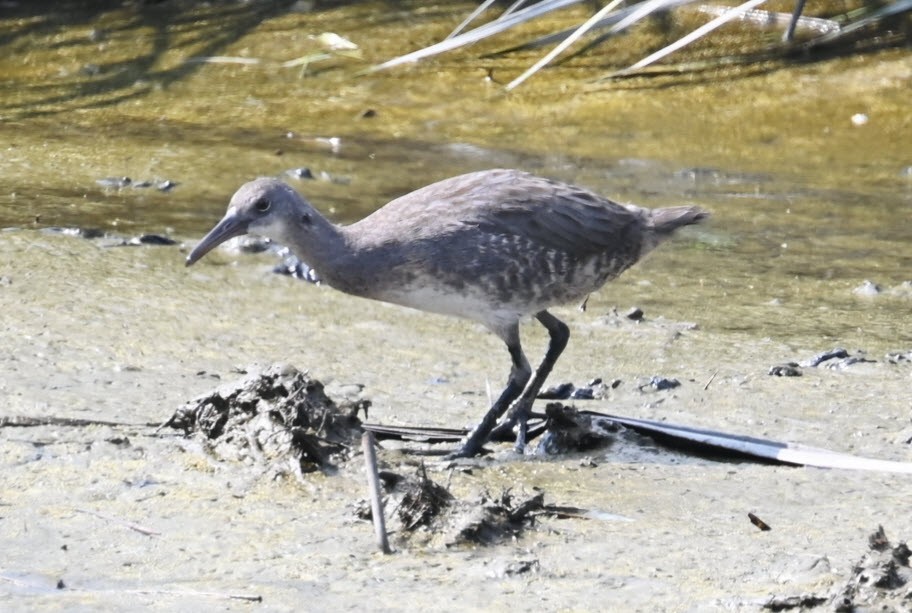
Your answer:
[535,402,622,455]
[832,526,912,611]
[356,464,545,548]
[164,363,366,476]
[763,526,912,611]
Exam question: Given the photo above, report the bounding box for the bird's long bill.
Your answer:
[185,213,249,266]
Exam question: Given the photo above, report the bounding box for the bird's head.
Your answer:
[186,178,318,266]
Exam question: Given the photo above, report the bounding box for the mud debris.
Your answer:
[40,226,177,247]
[885,350,912,364]
[748,512,772,532]
[763,526,912,611]
[356,463,548,548]
[771,346,887,375]
[769,363,802,377]
[95,176,179,191]
[538,378,614,400]
[639,375,681,391]
[832,526,912,611]
[433,488,546,548]
[163,363,365,477]
[761,594,827,611]
[535,403,622,455]
[800,347,875,369]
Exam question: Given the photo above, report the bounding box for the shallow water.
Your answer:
[2,1,911,610]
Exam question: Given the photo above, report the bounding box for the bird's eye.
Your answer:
[300,211,312,225]
[254,199,270,213]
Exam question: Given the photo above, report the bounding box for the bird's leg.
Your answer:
[498,311,570,451]
[448,325,531,459]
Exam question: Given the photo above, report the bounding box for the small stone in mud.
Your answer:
[96,176,132,189]
[822,354,876,370]
[285,167,314,180]
[132,234,177,246]
[640,376,681,391]
[570,387,595,400]
[748,512,771,531]
[801,348,850,368]
[885,350,912,364]
[498,558,540,577]
[538,379,609,400]
[853,280,882,296]
[43,226,106,239]
[769,363,802,377]
[625,306,644,321]
[798,347,876,370]
[538,382,574,400]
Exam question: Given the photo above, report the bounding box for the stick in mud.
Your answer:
[362,432,391,554]
[75,508,161,537]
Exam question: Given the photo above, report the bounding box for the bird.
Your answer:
[186,169,708,458]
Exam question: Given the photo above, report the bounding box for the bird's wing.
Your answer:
[358,169,645,256]
[464,174,645,256]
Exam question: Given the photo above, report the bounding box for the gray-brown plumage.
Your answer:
[187,169,708,457]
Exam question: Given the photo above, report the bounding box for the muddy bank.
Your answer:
[2,230,912,610]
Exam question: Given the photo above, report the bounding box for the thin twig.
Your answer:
[1,415,158,428]
[75,508,161,537]
[703,369,718,390]
[362,432,391,554]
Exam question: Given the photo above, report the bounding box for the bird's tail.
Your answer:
[650,206,709,236]
[630,205,708,255]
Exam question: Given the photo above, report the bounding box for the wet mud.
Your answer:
[2,230,912,610]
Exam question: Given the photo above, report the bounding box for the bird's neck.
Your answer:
[277,213,352,279]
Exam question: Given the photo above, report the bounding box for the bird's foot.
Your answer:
[443,443,489,461]
[514,417,529,453]
[446,406,542,459]
[445,424,491,459]
[490,404,540,453]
